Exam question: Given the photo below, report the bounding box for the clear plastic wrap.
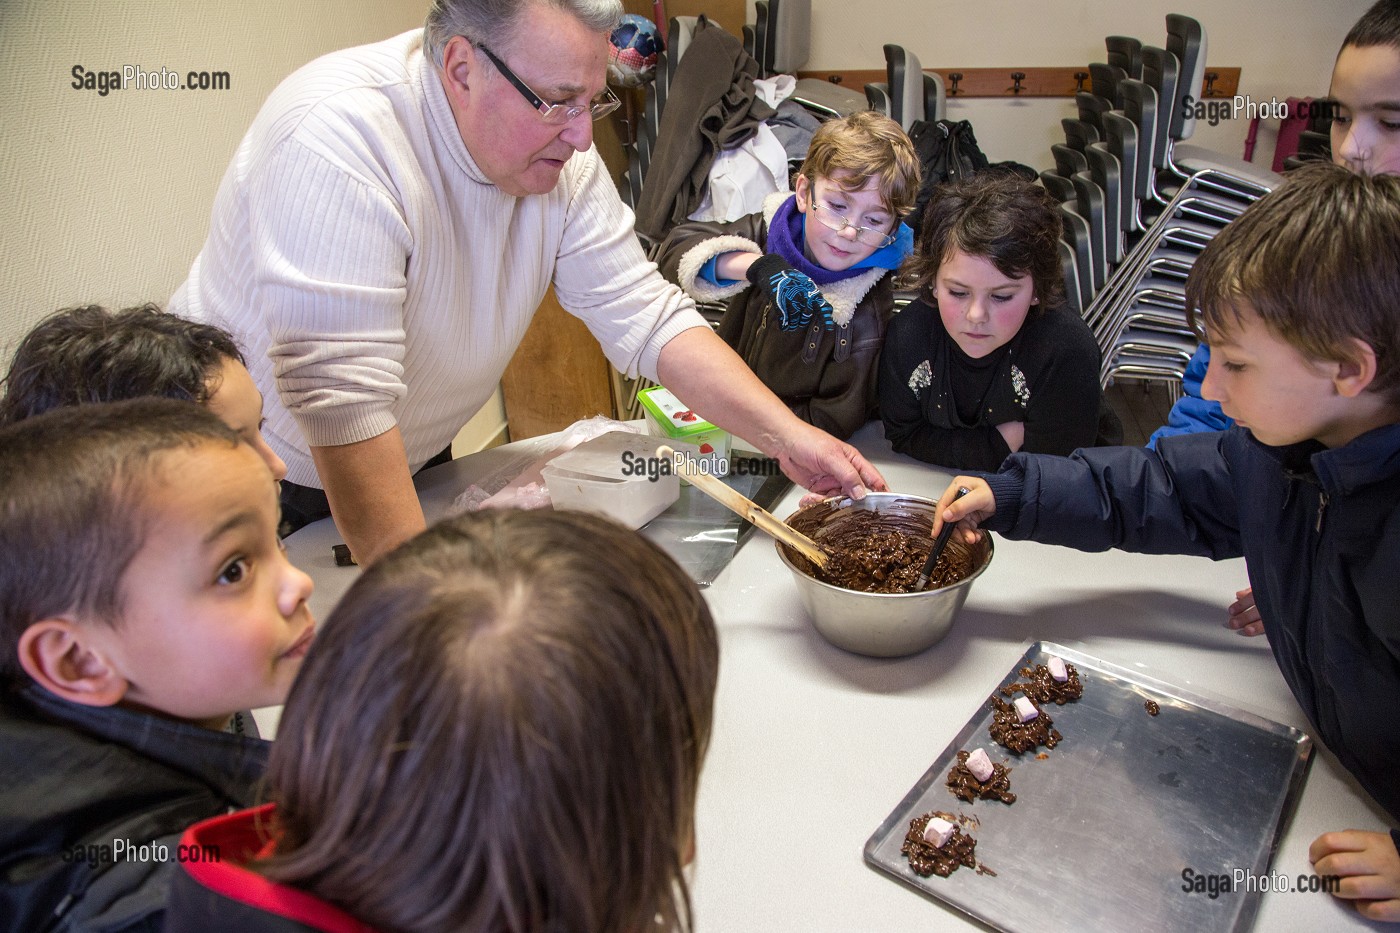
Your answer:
[641,455,792,586]
[446,416,642,516]
[446,422,790,586]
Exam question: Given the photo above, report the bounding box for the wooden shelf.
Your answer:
[795,66,1240,100]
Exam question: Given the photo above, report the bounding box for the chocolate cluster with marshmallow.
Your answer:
[946,747,1016,804]
[1000,656,1084,706]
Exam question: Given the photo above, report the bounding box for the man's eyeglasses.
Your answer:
[806,199,897,249]
[475,43,621,125]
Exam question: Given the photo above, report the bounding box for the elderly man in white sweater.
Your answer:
[171,0,885,564]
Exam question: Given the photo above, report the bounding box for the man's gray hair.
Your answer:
[425,0,623,66]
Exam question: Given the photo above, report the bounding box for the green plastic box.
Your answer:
[637,385,730,476]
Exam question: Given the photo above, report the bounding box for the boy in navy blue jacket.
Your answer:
[935,162,1400,922]
[1155,0,1400,639]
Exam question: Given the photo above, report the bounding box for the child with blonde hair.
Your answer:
[659,110,920,439]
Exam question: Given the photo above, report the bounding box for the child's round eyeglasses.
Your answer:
[807,200,897,249]
[475,43,621,125]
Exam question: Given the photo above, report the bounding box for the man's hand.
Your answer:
[746,255,835,331]
[1227,587,1265,637]
[771,420,887,499]
[1310,829,1400,922]
[933,477,997,546]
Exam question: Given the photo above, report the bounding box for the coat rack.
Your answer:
[795,65,1240,99]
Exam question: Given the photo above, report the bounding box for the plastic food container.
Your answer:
[541,431,681,529]
[636,385,730,478]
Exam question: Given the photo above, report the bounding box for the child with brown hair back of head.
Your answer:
[0,303,286,483]
[166,508,720,933]
[658,110,921,440]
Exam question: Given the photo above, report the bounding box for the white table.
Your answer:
[280,423,1392,932]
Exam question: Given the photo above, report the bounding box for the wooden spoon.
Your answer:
[658,445,829,569]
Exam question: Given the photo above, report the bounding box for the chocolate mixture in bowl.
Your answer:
[785,504,974,594]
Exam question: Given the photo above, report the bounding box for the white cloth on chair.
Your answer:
[753,73,796,107]
[688,121,790,224]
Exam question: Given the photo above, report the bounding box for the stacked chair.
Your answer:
[625,1,947,244]
[865,44,946,129]
[626,2,946,218]
[749,0,869,117]
[748,0,946,125]
[1039,13,1282,398]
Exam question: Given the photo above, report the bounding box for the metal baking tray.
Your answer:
[864,642,1313,933]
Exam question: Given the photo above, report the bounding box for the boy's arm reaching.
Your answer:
[1310,829,1400,922]
[932,431,1245,559]
[654,214,765,305]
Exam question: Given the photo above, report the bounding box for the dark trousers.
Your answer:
[278,444,454,537]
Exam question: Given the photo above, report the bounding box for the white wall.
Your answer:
[0,2,409,339]
[0,0,520,452]
[802,0,1372,172]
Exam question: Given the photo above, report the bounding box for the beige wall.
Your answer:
[0,1,411,337]
[0,0,1372,453]
[0,0,511,452]
[800,0,1371,172]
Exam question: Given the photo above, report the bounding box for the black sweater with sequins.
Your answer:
[878,297,1113,471]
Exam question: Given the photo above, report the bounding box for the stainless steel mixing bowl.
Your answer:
[777,492,994,658]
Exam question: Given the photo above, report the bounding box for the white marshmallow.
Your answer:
[1047,656,1068,682]
[1013,695,1039,722]
[923,816,956,848]
[965,747,995,783]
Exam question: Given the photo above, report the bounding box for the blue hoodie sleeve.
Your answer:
[1147,345,1233,448]
[698,255,739,287]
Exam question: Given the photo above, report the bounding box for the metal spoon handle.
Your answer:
[915,486,971,591]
